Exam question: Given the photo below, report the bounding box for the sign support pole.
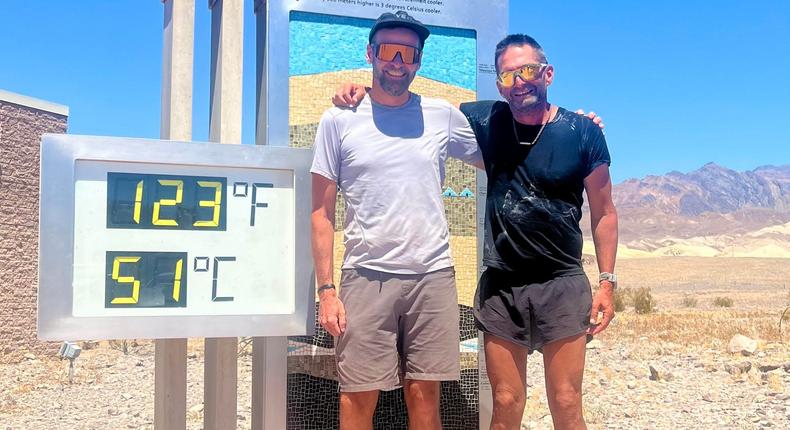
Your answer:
[155,1,194,428]
[251,2,289,429]
[203,1,244,429]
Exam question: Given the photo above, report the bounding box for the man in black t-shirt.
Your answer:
[460,35,618,430]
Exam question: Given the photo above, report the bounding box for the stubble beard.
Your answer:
[375,68,413,97]
[509,88,548,118]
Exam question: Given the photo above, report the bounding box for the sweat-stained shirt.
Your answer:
[460,101,611,279]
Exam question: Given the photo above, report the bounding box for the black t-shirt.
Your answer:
[460,101,610,279]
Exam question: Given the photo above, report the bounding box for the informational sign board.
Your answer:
[38,134,313,340]
[259,0,507,147]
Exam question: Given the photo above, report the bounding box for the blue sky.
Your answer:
[1,1,788,183]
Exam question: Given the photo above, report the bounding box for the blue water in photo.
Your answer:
[289,11,477,91]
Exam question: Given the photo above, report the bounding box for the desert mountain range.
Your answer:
[582,163,790,258]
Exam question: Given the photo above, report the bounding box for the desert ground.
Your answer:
[2,256,789,429]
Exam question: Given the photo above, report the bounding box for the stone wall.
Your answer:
[0,94,68,362]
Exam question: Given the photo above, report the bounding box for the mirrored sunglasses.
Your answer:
[497,63,548,87]
[374,43,422,65]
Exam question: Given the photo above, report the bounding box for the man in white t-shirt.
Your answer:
[310,11,482,430]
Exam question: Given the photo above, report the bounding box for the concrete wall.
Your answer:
[0,91,68,363]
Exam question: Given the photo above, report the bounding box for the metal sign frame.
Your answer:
[38,134,314,340]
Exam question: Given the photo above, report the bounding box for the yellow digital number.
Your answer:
[133,180,143,224]
[172,258,184,302]
[194,181,222,227]
[152,179,183,226]
[110,256,141,304]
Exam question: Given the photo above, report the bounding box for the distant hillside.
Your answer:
[583,163,790,258]
[614,163,790,216]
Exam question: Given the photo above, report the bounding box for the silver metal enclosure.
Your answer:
[38,134,314,340]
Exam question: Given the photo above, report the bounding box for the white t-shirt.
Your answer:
[310,93,481,274]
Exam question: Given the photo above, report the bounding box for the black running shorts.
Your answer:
[474,268,593,353]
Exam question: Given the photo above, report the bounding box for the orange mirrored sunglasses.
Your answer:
[373,43,422,65]
[497,63,548,87]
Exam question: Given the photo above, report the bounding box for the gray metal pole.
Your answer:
[254,0,267,147]
[204,0,243,428]
[156,0,194,428]
[251,1,289,429]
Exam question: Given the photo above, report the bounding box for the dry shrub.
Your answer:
[611,287,656,313]
[632,287,657,314]
[681,296,698,308]
[713,296,734,308]
[613,287,630,312]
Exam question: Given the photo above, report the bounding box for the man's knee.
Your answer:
[404,380,440,406]
[492,384,526,412]
[340,391,378,416]
[548,387,582,414]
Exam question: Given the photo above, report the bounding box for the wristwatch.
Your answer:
[598,272,617,289]
[317,283,336,294]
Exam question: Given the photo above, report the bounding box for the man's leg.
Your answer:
[404,380,442,430]
[542,333,587,430]
[400,267,460,430]
[335,269,401,429]
[484,333,528,430]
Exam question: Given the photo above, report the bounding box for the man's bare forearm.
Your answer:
[591,211,618,275]
[311,212,335,287]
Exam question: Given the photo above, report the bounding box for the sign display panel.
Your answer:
[105,172,228,231]
[38,135,313,340]
[72,159,294,318]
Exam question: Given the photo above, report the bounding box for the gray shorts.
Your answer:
[335,267,460,392]
[474,268,592,353]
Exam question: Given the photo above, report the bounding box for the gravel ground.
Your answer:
[521,339,790,429]
[1,334,788,430]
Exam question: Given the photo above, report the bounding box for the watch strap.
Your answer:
[598,272,617,287]
[317,283,336,294]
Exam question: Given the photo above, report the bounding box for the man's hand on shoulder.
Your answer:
[332,83,368,108]
[575,109,605,130]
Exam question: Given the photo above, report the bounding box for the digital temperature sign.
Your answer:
[38,135,314,340]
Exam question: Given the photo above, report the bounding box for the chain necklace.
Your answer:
[512,107,554,146]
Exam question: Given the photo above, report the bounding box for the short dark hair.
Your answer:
[494,34,548,72]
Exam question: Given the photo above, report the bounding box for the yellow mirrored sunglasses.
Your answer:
[497,63,548,87]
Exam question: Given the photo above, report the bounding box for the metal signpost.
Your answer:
[38,1,307,428]
[38,134,313,428]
